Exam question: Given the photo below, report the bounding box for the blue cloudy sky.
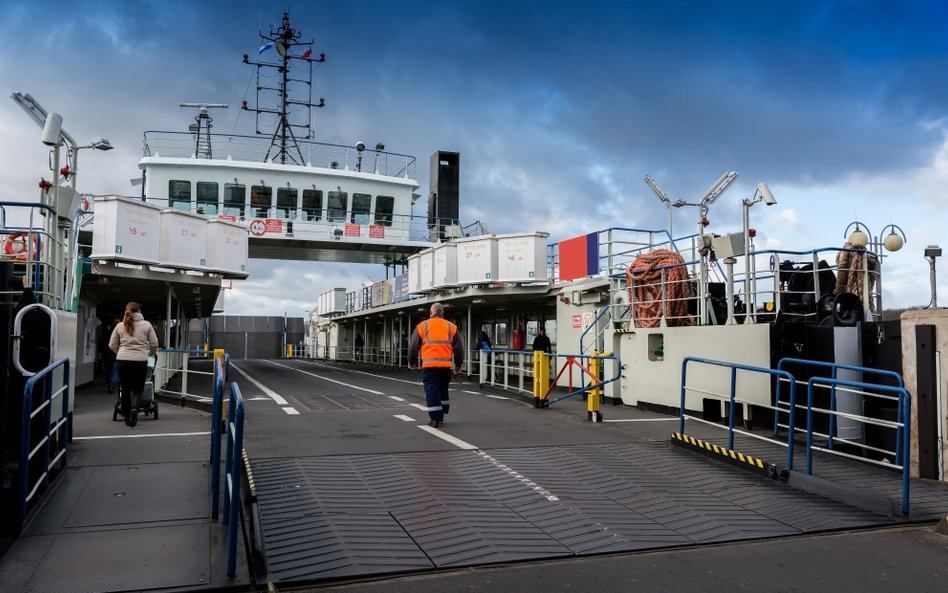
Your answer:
[1,0,946,315]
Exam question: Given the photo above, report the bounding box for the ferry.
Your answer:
[1,10,947,593]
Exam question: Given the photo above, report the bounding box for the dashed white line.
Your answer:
[475,450,560,501]
[393,414,415,422]
[462,390,480,395]
[485,394,510,400]
[388,395,406,402]
[418,425,478,449]
[266,360,384,394]
[603,418,678,423]
[231,363,288,405]
[74,431,212,440]
[410,403,430,412]
[282,407,300,415]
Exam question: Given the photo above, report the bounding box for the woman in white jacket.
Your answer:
[109,302,158,427]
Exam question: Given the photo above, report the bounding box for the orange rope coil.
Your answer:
[625,249,695,328]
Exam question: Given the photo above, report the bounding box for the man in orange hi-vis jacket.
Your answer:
[407,302,465,427]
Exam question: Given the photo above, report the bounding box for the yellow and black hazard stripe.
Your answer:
[671,432,787,480]
[242,447,257,498]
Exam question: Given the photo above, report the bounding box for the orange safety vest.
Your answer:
[417,318,457,368]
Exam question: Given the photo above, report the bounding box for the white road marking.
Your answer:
[462,390,480,395]
[231,363,288,405]
[410,403,430,412]
[485,394,510,400]
[393,414,415,422]
[475,450,560,501]
[267,360,384,394]
[603,418,678,423]
[418,425,478,449]
[305,360,422,385]
[248,396,270,401]
[410,425,559,502]
[74,431,211,440]
[388,395,406,401]
[283,407,300,415]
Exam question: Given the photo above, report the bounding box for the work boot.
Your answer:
[428,420,441,428]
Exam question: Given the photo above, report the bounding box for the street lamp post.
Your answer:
[842,221,906,316]
[643,175,674,243]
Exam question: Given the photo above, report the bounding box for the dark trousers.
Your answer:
[421,367,452,422]
[117,359,148,416]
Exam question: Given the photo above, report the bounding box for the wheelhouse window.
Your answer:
[169,180,191,210]
[302,189,322,221]
[328,190,347,222]
[351,193,371,224]
[223,183,246,218]
[196,182,218,215]
[276,187,298,219]
[251,185,272,218]
[374,195,394,227]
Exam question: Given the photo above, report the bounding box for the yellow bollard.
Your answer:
[587,353,602,422]
[533,350,549,408]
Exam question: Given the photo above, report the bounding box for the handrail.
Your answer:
[679,356,798,470]
[209,353,227,519]
[222,381,245,578]
[18,356,71,526]
[156,348,215,403]
[804,376,911,514]
[775,358,905,463]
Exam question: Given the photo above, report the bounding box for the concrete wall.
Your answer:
[900,309,948,481]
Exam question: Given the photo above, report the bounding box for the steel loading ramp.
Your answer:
[248,441,897,586]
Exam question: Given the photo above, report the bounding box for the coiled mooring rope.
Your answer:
[625,249,695,328]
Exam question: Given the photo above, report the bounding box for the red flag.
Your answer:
[301,48,313,59]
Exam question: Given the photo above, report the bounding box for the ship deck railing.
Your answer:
[142,131,417,179]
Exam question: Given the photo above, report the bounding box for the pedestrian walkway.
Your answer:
[0,383,248,593]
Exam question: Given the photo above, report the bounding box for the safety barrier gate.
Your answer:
[678,356,911,514]
[17,356,71,529]
[155,347,215,405]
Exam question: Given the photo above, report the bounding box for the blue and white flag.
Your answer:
[258,42,274,55]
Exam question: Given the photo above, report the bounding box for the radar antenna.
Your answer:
[179,103,228,159]
[241,12,326,165]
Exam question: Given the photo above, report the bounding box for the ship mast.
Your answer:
[242,12,326,165]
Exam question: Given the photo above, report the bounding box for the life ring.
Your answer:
[80,195,92,212]
[3,233,39,262]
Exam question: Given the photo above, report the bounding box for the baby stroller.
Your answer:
[112,356,159,422]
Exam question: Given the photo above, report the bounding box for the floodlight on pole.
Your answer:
[742,182,778,323]
[644,174,674,240]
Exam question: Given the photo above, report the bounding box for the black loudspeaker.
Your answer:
[833,292,865,327]
[427,151,460,241]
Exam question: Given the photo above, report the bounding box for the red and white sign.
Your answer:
[344,223,361,237]
[218,214,237,222]
[264,219,283,233]
[368,224,385,239]
[249,220,266,236]
[572,314,582,328]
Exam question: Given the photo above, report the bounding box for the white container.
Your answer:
[407,253,421,293]
[90,196,162,264]
[418,249,434,291]
[497,232,549,283]
[318,288,346,315]
[159,209,207,270]
[432,242,458,288]
[205,219,249,277]
[456,236,498,284]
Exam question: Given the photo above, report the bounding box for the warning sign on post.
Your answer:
[572,314,582,328]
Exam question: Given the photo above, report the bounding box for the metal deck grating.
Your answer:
[247,438,948,586]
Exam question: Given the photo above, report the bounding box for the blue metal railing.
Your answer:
[804,376,911,514]
[18,356,71,526]
[222,381,245,578]
[679,356,798,470]
[209,354,228,519]
[775,358,906,464]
